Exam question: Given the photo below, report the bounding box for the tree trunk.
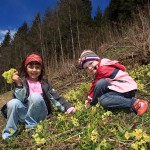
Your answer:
[68,2,75,59]
[57,13,64,64]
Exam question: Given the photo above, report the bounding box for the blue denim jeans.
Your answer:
[2,93,48,140]
[93,79,136,109]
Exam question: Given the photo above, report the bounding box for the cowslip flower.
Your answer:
[35,137,46,144]
[32,133,46,144]
[32,133,39,139]
[124,131,131,140]
[35,125,43,133]
[140,146,146,150]
[101,111,112,120]
[131,142,138,150]
[133,129,143,140]
[100,139,107,147]
[91,129,99,142]
[142,132,150,142]
[57,114,65,121]
[9,128,15,135]
[71,116,79,127]
[109,128,117,135]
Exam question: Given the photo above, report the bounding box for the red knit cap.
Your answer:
[25,54,42,66]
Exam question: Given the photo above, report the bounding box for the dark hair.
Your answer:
[18,52,45,81]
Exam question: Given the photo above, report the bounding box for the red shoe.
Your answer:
[132,99,148,116]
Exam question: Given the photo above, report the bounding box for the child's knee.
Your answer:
[95,79,110,89]
[28,93,43,104]
[100,94,110,107]
[7,99,22,110]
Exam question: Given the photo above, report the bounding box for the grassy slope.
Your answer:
[0,62,149,150]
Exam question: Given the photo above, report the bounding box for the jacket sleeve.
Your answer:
[86,80,98,105]
[13,87,26,102]
[87,86,94,103]
[48,82,72,111]
[87,88,99,106]
[13,81,27,102]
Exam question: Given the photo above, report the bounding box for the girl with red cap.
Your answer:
[1,53,75,140]
[79,50,148,116]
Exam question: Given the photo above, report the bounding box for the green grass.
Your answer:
[0,64,150,150]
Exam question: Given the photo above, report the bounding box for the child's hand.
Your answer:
[67,107,76,114]
[85,103,91,109]
[12,72,22,86]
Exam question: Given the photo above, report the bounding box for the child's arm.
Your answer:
[13,87,26,102]
[48,82,75,114]
[86,81,97,103]
[12,72,27,102]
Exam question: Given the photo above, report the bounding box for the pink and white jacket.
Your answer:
[87,58,137,103]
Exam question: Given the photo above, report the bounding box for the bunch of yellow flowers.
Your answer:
[101,111,112,120]
[32,124,46,145]
[32,133,46,145]
[125,128,150,150]
[2,68,16,84]
[91,129,99,142]
[71,116,79,127]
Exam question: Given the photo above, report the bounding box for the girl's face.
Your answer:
[26,62,42,81]
[83,61,98,76]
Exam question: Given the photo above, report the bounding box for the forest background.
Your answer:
[0,0,149,93]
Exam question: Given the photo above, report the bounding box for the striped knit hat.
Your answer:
[79,50,100,68]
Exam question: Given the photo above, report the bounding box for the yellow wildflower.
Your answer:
[36,125,43,133]
[100,139,107,147]
[109,128,117,135]
[124,131,131,140]
[91,129,98,143]
[142,132,150,142]
[140,146,145,150]
[133,129,143,140]
[9,128,14,135]
[32,133,39,139]
[57,114,65,121]
[138,140,145,145]
[147,72,150,77]
[131,143,138,150]
[39,138,46,144]
[71,116,79,127]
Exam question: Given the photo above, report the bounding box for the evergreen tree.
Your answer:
[0,30,13,82]
[28,13,43,55]
[43,8,59,64]
[0,30,13,74]
[104,0,149,23]
[14,22,28,41]
[93,6,103,27]
[81,0,92,26]
[12,22,29,65]
[1,30,11,48]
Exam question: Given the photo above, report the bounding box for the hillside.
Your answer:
[0,54,149,149]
